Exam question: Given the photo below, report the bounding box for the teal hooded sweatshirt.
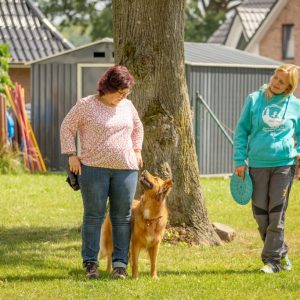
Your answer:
[233,87,300,168]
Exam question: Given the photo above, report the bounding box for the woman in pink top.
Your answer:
[60,65,143,279]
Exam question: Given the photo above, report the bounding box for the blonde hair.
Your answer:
[265,64,299,99]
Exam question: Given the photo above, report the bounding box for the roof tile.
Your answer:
[209,0,278,44]
[0,0,73,63]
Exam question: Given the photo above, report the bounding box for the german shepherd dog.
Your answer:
[99,170,173,278]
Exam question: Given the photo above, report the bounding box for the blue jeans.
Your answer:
[78,165,138,269]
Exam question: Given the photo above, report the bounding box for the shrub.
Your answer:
[0,145,24,174]
[0,43,13,95]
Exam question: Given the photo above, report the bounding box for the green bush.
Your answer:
[0,145,24,174]
[0,43,13,95]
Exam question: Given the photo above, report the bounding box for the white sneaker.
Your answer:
[260,263,280,273]
[280,255,292,271]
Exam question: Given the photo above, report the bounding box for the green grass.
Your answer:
[0,174,300,299]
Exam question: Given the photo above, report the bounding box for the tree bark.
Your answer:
[112,0,221,245]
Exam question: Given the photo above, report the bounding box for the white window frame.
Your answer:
[282,24,294,59]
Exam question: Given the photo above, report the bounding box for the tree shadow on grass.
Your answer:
[0,226,81,270]
[0,226,121,282]
[0,270,111,282]
[0,268,259,283]
[0,227,259,282]
[0,274,68,282]
[154,269,259,276]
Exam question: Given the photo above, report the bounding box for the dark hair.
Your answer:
[97,65,135,96]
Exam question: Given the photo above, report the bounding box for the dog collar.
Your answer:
[145,216,163,227]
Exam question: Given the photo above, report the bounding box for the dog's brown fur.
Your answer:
[99,170,173,278]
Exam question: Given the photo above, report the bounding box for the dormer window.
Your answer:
[282,24,294,59]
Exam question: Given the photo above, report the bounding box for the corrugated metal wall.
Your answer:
[31,42,114,171]
[31,58,275,174]
[186,65,274,175]
[31,63,77,170]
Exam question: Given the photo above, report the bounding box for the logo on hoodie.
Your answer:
[262,104,285,131]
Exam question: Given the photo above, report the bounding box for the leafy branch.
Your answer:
[0,44,13,96]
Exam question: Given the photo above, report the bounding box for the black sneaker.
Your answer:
[85,262,99,279]
[112,267,128,279]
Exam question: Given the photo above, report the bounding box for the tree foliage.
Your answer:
[185,0,240,42]
[0,44,13,95]
[36,0,240,44]
[36,0,112,45]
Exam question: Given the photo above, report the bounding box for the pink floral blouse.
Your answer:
[60,95,144,170]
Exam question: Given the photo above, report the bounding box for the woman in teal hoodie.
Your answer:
[233,64,300,274]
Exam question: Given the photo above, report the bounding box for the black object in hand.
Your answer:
[66,164,80,191]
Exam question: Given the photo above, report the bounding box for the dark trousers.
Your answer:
[249,165,295,265]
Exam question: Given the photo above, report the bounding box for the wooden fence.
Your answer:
[0,94,7,148]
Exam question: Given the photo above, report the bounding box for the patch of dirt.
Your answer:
[163,224,198,245]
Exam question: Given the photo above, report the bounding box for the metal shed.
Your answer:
[29,38,114,170]
[29,39,281,173]
[185,42,281,175]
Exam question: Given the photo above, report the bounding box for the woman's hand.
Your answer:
[235,165,247,180]
[134,150,143,169]
[69,156,81,175]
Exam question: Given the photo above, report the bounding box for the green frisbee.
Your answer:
[230,170,253,205]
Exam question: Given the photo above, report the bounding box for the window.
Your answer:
[93,52,105,58]
[282,24,294,59]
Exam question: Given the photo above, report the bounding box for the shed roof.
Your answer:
[27,37,113,64]
[29,38,281,68]
[0,0,73,63]
[209,0,277,44]
[184,42,281,67]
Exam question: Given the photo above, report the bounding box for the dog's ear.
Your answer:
[163,178,173,190]
[157,178,173,197]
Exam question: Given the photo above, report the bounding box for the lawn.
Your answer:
[0,173,299,300]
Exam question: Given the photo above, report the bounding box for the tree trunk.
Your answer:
[112,0,221,245]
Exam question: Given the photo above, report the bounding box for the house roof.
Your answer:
[209,0,277,44]
[184,42,281,67]
[207,16,234,44]
[0,0,73,63]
